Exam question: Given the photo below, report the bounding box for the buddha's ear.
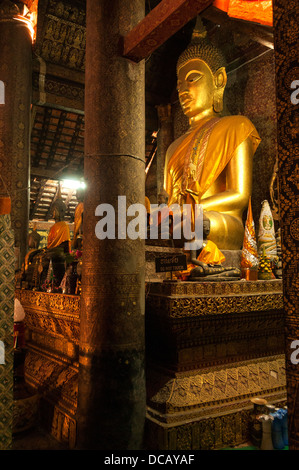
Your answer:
[213,67,227,113]
[214,67,227,89]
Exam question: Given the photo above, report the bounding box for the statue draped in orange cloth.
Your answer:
[72,188,84,249]
[23,191,71,289]
[47,220,71,251]
[47,196,71,253]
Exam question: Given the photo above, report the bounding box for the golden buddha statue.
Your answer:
[164,17,261,251]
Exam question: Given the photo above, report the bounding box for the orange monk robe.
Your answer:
[145,196,151,214]
[47,221,71,252]
[196,240,226,265]
[175,240,226,279]
[165,115,261,209]
[72,202,84,247]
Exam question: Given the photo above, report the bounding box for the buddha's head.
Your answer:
[51,197,66,222]
[28,225,41,249]
[76,188,85,203]
[176,17,227,123]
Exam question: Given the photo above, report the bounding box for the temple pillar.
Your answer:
[0,0,32,266]
[156,104,173,202]
[0,197,14,450]
[76,0,146,450]
[273,0,299,450]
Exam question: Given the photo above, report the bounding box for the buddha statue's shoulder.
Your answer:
[167,132,187,154]
[164,132,188,170]
[49,220,70,235]
[171,115,256,144]
[51,220,66,228]
[212,115,261,148]
[210,115,257,134]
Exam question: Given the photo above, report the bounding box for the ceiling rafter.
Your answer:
[46,111,68,169]
[32,107,52,166]
[122,0,213,62]
[202,6,274,49]
[65,114,84,166]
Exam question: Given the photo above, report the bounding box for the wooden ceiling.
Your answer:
[29,0,273,222]
[30,106,84,221]
[31,106,84,178]
[29,105,157,221]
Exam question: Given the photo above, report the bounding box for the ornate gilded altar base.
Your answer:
[145,279,287,450]
[15,289,79,448]
[16,279,286,450]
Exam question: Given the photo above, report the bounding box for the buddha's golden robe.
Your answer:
[165,115,260,208]
[47,221,71,252]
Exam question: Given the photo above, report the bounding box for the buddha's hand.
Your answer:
[178,192,187,206]
[185,179,200,200]
[185,187,199,197]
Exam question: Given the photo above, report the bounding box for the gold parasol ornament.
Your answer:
[241,197,259,269]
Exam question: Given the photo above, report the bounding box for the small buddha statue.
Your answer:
[177,216,241,281]
[28,223,41,250]
[164,17,261,250]
[24,194,71,289]
[24,223,41,272]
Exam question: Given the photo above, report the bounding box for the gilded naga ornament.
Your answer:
[257,200,277,261]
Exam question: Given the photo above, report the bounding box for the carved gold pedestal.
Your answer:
[15,290,79,448]
[145,279,287,450]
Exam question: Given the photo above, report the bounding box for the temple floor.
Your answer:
[12,424,288,450]
[12,425,68,450]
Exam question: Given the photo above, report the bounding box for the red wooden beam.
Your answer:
[121,0,213,62]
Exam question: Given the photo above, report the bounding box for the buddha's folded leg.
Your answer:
[204,211,244,250]
[189,265,240,278]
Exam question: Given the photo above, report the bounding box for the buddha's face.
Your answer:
[52,206,61,221]
[177,59,215,121]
